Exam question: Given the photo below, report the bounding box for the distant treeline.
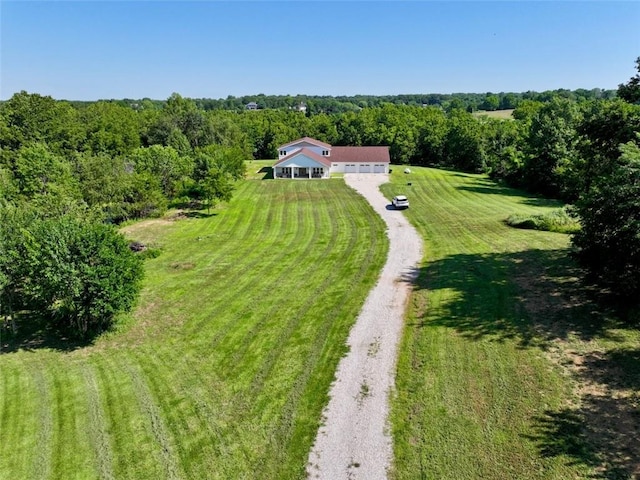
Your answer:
[63,88,618,114]
[1,57,639,314]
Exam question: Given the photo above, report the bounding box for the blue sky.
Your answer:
[1,1,639,100]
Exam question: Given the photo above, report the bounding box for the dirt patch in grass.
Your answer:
[120,218,174,236]
[168,262,195,271]
[512,252,640,478]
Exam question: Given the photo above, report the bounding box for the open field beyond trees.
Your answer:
[1,168,638,479]
[473,108,515,119]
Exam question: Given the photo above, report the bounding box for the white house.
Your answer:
[273,137,390,179]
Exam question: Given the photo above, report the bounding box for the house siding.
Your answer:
[279,144,327,159]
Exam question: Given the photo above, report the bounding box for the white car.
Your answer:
[392,195,409,209]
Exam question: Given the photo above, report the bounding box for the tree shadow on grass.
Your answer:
[1,313,95,354]
[412,248,610,347]
[411,248,639,477]
[527,391,640,479]
[184,211,217,219]
[456,184,563,208]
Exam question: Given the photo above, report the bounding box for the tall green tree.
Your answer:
[415,107,448,166]
[0,206,33,332]
[522,98,582,198]
[121,172,168,220]
[575,99,640,195]
[480,94,500,111]
[75,152,130,222]
[128,145,193,198]
[573,137,640,304]
[12,143,81,209]
[0,91,83,155]
[444,109,486,172]
[190,145,247,210]
[617,57,640,105]
[482,117,526,184]
[80,101,141,156]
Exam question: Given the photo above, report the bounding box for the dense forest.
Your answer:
[1,58,639,337]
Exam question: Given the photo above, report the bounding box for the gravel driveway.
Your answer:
[307,174,423,479]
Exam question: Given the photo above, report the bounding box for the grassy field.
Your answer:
[0,179,388,479]
[382,168,640,479]
[3,167,638,479]
[473,109,515,119]
[244,159,274,179]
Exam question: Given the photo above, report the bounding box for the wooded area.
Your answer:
[1,58,639,337]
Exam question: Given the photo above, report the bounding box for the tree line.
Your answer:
[1,58,638,337]
[67,88,617,115]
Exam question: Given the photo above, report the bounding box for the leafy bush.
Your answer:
[25,217,145,335]
[506,207,580,234]
[1,211,145,337]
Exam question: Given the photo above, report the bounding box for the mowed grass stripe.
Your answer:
[48,362,98,479]
[382,167,588,479]
[2,177,388,480]
[124,361,184,480]
[89,354,166,479]
[213,182,326,382]
[82,363,115,480]
[272,184,388,476]
[128,182,286,345]
[127,348,231,478]
[242,183,344,397]
[0,178,387,479]
[176,181,322,347]
[99,182,336,478]
[0,358,44,478]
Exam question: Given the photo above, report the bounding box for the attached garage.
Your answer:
[373,164,386,173]
[345,164,357,173]
[358,164,372,173]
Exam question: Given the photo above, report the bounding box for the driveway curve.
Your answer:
[307,174,423,479]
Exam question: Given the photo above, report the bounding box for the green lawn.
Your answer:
[0,178,388,479]
[3,168,637,479]
[382,167,640,479]
[244,159,274,179]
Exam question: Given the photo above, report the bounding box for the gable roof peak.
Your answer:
[279,136,332,150]
[273,147,332,167]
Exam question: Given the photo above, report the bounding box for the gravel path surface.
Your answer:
[307,174,423,480]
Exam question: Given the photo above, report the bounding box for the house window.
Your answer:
[279,150,287,156]
[281,167,292,177]
[322,150,329,156]
[312,167,324,177]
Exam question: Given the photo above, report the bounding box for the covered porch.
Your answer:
[274,166,328,179]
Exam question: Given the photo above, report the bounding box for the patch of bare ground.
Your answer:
[119,217,174,236]
[119,210,197,240]
[513,252,640,478]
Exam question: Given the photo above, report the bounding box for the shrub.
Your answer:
[506,207,580,234]
[22,216,145,336]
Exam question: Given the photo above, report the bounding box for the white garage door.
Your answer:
[373,164,386,173]
[359,164,372,173]
[345,164,357,173]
